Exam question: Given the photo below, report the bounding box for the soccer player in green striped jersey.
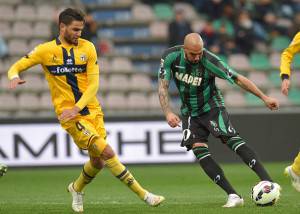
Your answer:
[158,33,281,207]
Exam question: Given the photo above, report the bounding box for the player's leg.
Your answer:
[62,117,106,212]
[223,136,273,181]
[73,157,105,192]
[88,139,165,206]
[90,114,164,205]
[213,109,273,181]
[284,152,300,191]
[67,157,105,212]
[182,115,243,207]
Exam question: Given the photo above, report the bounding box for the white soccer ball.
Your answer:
[251,181,280,206]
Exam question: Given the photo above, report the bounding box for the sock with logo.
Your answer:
[74,160,101,192]
[199,156,237,195]
[105,155,147,199]
[193,146,237,195]
[235,144,272,181]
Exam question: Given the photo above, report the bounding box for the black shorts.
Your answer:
[181,107,238,150]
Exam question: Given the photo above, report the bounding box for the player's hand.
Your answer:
[9,77,26,89]
[58,106,81,122]
[281,79,290,96]
[166,112,181,128]
[263,96,279,111]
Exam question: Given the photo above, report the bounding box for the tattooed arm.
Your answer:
[158,78,181,127]
[158,79,172,115]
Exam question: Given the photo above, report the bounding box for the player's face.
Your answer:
[184,47,203,64]
[62,21,84,45]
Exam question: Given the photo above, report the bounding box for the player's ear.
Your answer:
[59,22,66,32]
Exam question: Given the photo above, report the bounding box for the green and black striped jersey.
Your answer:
[158,45,238,117]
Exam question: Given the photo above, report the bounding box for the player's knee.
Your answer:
[224,136,246,152]
[88,136,107,157]
[101,145,115,160]
[192,142,211,161]
[90,157,105,169]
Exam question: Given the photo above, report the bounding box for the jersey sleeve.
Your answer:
[158,50,180,81]
[7,45,44,80]
[204,50,238,84]
[75,43,99,110]
[86,43,99,75]
[280,32,300,79]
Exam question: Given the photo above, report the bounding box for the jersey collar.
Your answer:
[55,37,61,45]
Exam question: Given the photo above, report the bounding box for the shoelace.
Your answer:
[149,196,159,205]
[74,192,84,205]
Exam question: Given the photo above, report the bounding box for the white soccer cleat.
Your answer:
[0,164,7,177]
[222,194,244,208]
[144,192,165,207]
[284,165,300,192]
[67,183,84,213]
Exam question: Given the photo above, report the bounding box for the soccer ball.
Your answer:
[0,163,7,177]
[251,181,280,206]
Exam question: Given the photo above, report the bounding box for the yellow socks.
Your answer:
[105,155,146,199]
[292,152,300,176]
[73,155,147,199]
[74,160,101,192]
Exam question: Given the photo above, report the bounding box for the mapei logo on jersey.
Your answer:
[175,72,202,86]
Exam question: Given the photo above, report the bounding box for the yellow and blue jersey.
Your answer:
[280,32,300,78]
[8,37,102,116]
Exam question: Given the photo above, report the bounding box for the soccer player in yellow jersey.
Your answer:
[280,31,300,192]
[7,8,164,212]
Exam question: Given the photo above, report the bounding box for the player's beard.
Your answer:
[184,52,200,64]
[64,33,78,46]
[187,58,199,65]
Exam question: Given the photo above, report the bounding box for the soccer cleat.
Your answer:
[67,182,84,213]
[0,164,7,177]
[144,192,165,207]
[284,165,300,192]
[222,194,244,208]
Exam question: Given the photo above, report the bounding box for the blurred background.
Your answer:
[0,0,300,167]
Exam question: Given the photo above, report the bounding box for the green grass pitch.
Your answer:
[0,162,299,214]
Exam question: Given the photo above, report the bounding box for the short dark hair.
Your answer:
[59,8,85,25]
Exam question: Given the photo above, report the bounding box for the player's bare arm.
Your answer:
[158,78,171,114]
[235,74,279,111]
[281,78,290,96]
[158,79,181,128]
